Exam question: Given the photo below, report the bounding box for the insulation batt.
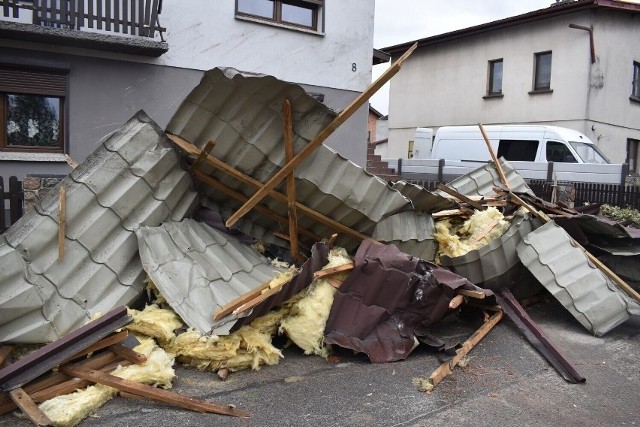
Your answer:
[126,304,183,344]
[434,207,510,258]
[279,248,352,357]
[37,338,175,427]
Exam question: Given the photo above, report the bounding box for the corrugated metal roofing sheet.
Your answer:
[437,159,534,198]
[390,181,457,213]
[372,211,437,261]
[0,112,198,343]
[136,219,284,335]
[517,221,640,336]
[439,211,542,295]
[166,68,412,251]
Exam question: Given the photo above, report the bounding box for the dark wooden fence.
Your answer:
[1,0,165,38]
[574,182,640,209]
[0,176,23,234]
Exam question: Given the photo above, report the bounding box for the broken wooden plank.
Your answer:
[66,330,129,362]
[326,278,344,289]
[283,99,300,263]
[478,123,510,189]
[224,43,419,228]
[448,294,465,309]
[456,289,486,299]
[424,310,503,391]
[0,345,13,367]
[107,343,147,365]
[0,306,131,392]
[192,140,215,174]
[313,262,355,279]
[213,278,274,320]
[436,183,486,211]
[232,285,285,316]
[61,365,250,418]
[58,184,66,262]
[168,134,375,243]
[9,388,52,426]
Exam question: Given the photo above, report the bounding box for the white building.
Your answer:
[0,0,376,183]
[381,0,640,173]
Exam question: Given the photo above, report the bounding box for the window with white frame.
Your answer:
[487,58,503,96]
[236,0,324,32]
[0,65,67,153]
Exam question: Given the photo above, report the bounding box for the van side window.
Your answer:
[546,140,577,163]
[496,140,538,161]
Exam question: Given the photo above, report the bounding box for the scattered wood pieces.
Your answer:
[421,310,503,392]
[436,183,486,211]
[192,140,215,174]
[107,343,148,365]
[9,388,52,426]
[213,279,274,320]
[61,365,250,418]
[456,289,486,299]
[63,154,78,169]
[313,262,354,279]
[232,285,285,316]
[448,295,465,309]
[478,123,510,189]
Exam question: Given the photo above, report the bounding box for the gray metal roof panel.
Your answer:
[372,211,437,261]
[167,67,412,251]
[517,221,640,336]
[437,159,534,198]
[136,219,284,335]
[439,212,540,290]
[391,181,457,213]
[0,112,197,343]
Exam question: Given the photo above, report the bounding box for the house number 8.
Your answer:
[352,63,357,72]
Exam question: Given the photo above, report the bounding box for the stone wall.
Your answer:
[23,175,65,214]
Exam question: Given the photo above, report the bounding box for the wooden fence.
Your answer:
[1,0,165,38]
[0,176,23,234]
[574,182,640,209]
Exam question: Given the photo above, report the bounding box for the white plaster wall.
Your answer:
[156,1,374,92]
[386,9,640,162]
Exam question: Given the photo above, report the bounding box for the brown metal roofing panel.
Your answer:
[324,241,489,362]
[136,219,285,335]
[438,212,542,296]
[232,241,330,330]
[517,221,640,336]
[166,68,412,251]
[0,111,198,344]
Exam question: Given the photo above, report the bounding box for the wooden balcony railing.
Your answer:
[1,0,165,39]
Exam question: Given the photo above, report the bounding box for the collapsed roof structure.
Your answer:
[1,59,639,425]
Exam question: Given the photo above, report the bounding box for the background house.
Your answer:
[381,0,640,173]
[0,0,376,189]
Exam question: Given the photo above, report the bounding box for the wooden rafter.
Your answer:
[478,123,510,189]
[283,99,300,262]
[224,43,419,228]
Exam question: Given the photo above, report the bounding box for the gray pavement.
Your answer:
[2,298,638,427]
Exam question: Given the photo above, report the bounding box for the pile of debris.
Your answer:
[1,56,639,425]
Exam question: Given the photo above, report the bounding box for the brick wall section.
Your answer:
[23,175,65,213]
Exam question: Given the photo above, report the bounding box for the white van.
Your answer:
[430,125,610,164]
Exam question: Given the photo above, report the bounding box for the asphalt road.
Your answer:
[2,298,638,427]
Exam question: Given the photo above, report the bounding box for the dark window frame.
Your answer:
[235,0,324,32]
[631,61,640,102]
[0,65,68,154]
[627,138,639,174]
[486,58,504,97]
[532,51,553,93]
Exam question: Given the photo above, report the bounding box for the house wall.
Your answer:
[0,1,374,182]
[386,8,640,164]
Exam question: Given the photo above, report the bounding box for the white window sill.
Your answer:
[0,152,67,162]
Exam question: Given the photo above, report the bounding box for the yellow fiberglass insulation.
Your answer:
[435,207,511,259]
[37,337,175,427]
[278,247,352,357]
[126,304,183,344]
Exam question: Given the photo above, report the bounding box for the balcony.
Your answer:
[0,0,167,56]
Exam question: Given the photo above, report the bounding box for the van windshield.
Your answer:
[569,141,610,164]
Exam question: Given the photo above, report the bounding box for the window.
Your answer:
[0,66,67,153]
[533,51,552,92]
[632,61,640,100]
[627,138,639,174]
[236,0,324,31]
[408,140,414,159]
[546,140,576,163]
[496,139,538,161]
[487,59,503,96]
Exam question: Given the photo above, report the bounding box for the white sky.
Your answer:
[370,0,560,115]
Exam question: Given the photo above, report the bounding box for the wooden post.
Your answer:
[9,388,53,426]
[478,123,510,189]
[58,185,66,262]
[225,43,418,228]
[283,99,300,262]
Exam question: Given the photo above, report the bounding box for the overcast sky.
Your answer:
[370,0,559,114]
